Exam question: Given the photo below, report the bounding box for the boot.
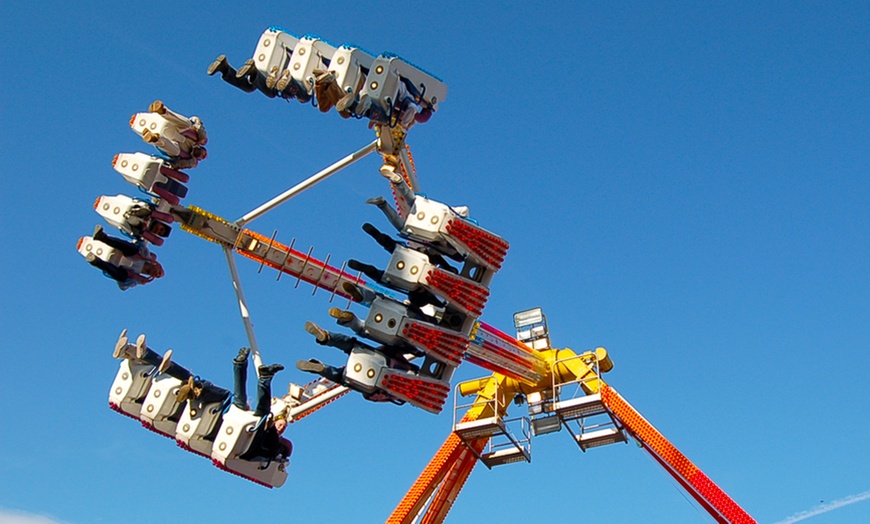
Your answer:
[234,347,250,364]
[258,364,285,377]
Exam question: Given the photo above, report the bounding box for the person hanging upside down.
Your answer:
[232,347,292,461]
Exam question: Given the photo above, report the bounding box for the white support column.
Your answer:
[223,246,264,372]
[236,139,379,227]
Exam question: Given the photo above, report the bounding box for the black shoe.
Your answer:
[362,223,396,252]
[234,347,250,364]
[365,196,387,208]
[93,224,107,242]
[258,363,285,377]
[342,281,365,303]
[207,55,228,76]
[296,359,325,374]
[347,259,365,272]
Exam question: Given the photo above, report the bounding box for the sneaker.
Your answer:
[342,281,365,303]
[296,359,325,374]
[328,308,355,323]
[365,196,387,208]
[135,334,147,359]
[265,66,280,89]
[141,129,159,143]
[275,70,292,93]
[347,259,364,272]
[158,349,173,374]
[236,58,258,81]
[234,347,250,364]
[113,329,129,359]
[207,55,228,76]
[304,321,328,343]
[258,363,285,377]
[148,100,166,114]
[379,164,404,184]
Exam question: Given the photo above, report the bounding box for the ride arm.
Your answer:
[600,383,756,524]
[387,374,518,524]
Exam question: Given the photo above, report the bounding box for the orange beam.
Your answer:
[601,384,756,524]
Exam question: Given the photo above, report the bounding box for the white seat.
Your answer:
[176,397,229,458]
[139,374,184,437]
[211,405,289,488]
[108,359,155,419]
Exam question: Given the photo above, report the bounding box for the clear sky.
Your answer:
[1,2,868,523]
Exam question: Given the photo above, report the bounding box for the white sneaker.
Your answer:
[135,334,147,359]
[158,349,173,374]
[113,329,129,359]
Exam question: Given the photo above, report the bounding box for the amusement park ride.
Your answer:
[78,26,756,523]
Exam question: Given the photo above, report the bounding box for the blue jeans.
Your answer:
[233,359,273,416]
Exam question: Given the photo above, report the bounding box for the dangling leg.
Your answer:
[362,223,397,253]
[366,197,405,231]
[304,322,357,355]
[296,360,345,384]
[328,308,366,336]
[207,55,256,93]
[232,347,250,410]
[347,259,384,283]
[254,364,284,416]
[92,225,141,257]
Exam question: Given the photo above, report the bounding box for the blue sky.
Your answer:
[1,2,868,523]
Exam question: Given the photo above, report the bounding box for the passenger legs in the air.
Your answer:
[303,322,355,354]
[93,225,142,257]
[296,359,345,383]
[113,330,186,376]
[232,347,284,416]
[207,55,256,93]
[327,307,366,335]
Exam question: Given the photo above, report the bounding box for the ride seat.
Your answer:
[176,396,229,457]
[108,359,156,419]
[139,374,185,438]
[211,405,289,488]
